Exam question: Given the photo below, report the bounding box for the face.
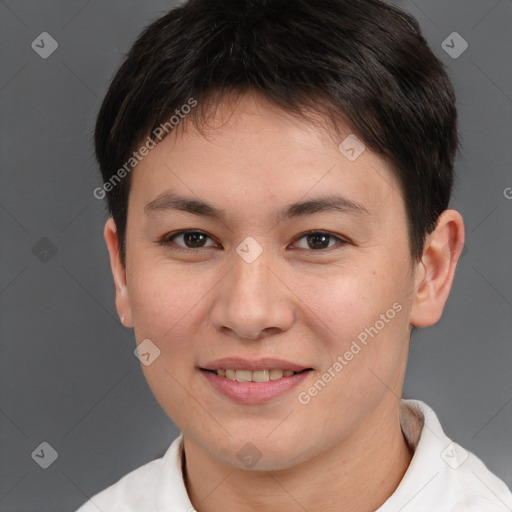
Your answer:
[107,93,423,470]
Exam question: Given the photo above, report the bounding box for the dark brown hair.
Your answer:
[94,0,459,267]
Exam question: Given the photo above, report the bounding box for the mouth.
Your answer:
[198,364,314,404]
[199,367,313,382]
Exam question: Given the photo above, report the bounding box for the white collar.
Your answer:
[79,399,512,511]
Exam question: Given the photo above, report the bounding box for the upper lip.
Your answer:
[200,357,312,372]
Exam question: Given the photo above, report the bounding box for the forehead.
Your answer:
[128,93,403,221]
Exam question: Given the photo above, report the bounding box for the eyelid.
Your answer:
[289,230,351,249]
[160,230,219,252]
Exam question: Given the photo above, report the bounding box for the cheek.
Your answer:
[128,265,211,430]
[302,269,389,345]
[301,269,408,395]
[128,263,207,356]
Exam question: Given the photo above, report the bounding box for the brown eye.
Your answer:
[162,230,217,250]
[292,231,349,251]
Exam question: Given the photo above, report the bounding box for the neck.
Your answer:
[182,400,413,512]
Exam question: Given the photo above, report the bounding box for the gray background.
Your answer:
[0,0,511,510]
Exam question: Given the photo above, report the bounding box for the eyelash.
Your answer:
[158,230,350,254]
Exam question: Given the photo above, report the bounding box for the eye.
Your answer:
[159,229,349,253]
[290,231,349,251]
[160,230,218,251]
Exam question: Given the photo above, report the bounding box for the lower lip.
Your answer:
[200,369,312,405]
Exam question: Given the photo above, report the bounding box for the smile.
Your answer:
[199,368,313,404]
[202,368,307,382]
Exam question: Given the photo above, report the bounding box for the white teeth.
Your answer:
[215,368,299,381]
[236,370,252,382]
[252,370,269,382]
[270,369,284,380]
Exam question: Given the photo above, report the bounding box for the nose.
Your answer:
[210,249,295,341]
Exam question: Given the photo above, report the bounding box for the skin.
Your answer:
[104,92,465,512]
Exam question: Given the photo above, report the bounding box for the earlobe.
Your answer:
[409,209,465,327]
[104,218,134,327]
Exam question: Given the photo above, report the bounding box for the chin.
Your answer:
[211,436,309,472]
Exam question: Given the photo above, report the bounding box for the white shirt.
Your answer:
[75,399,512,511]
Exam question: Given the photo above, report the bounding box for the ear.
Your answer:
[104,218,133,328]
[409,209,465,327]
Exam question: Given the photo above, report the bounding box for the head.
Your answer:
[98,0,465,470]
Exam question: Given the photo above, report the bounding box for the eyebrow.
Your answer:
[144,192,370,223]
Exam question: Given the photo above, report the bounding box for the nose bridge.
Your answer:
[229,244,274,315]
[211,241,294,339]
[236,246,269,291]
[228,234,272,296]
